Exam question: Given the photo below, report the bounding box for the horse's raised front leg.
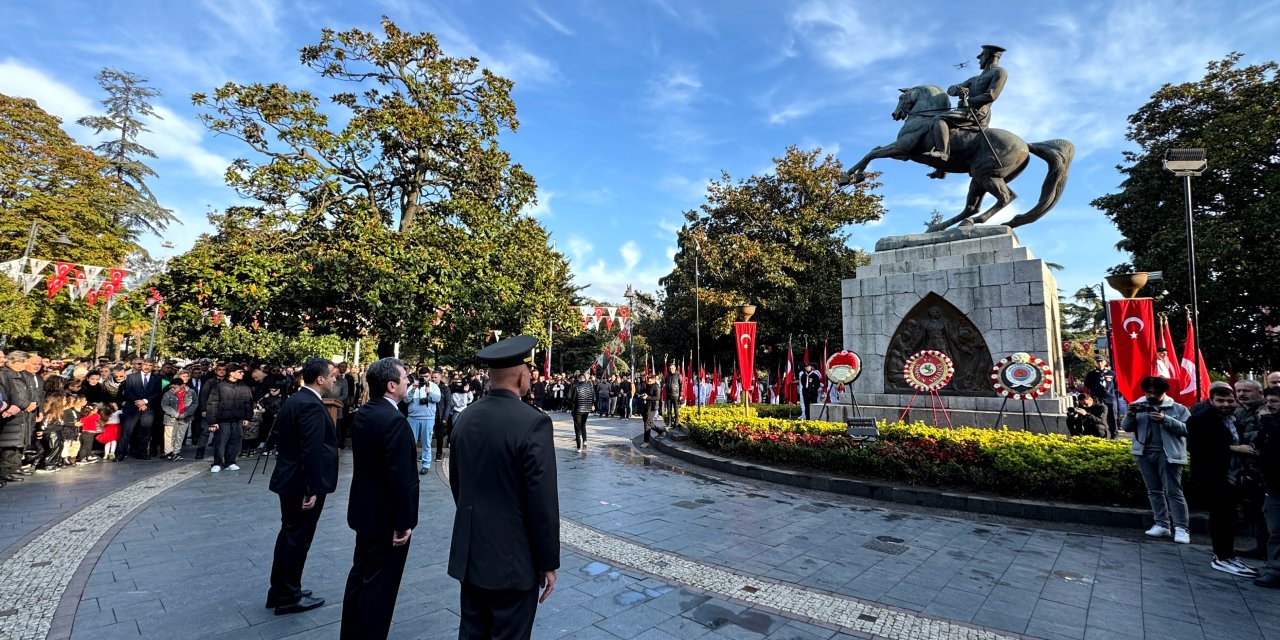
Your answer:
[841,141,910,185]
[927,178,985,231]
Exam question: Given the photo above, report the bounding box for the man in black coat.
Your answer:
[0,351,34,483]
[799,362,823,420]
[341,358,419,640]
[118,359,164,461]
[449,335,559,640]
[266,358,339,615]
[1187,385,1259,577]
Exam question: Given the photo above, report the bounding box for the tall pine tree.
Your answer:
[78,68,178,357]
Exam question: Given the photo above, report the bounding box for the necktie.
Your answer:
[143,374,149,386]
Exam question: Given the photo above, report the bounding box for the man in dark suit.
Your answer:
[341,357,419,640]
[449,335,559,640]
[118,359,164,461]
[266,358,339,615]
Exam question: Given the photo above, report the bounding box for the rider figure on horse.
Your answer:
[923,44,1008,174]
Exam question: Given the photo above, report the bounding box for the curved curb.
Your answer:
[650,434,1210,533]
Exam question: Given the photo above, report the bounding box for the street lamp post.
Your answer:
[693,236,702,417]
[625,284,639,440]
[1164,148,1208,401]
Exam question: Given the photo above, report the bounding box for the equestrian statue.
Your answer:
[840,45,1074,231]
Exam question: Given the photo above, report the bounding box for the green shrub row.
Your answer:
[678,406,1150,507]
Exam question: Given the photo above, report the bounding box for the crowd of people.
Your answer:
[0,350,504,486]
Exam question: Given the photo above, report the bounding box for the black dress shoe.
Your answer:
[265,590,313,608]
[274,595,324,615]
[1255,574,1280,589]
[419,468,428,476]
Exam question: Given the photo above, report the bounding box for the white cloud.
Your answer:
[0,59,229,182]
[565,235,594,265]
[198,0,281,43]
[531,6,574,36]
[524,188,555,218]
[648,68,702,109]
[659,175,710,203]
[0,58,96,130]
[143,105,232,180]
[787,2,916,72]
[620,241,641,271]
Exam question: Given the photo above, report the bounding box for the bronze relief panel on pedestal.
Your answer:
[884,293,995,396]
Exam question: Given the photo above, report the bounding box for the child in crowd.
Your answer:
[98,407,123,461]
[78,403,104,463]
[59,394,87,465]
[35,395,68,472]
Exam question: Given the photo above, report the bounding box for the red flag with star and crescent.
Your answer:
[733,322,756,401]
[1108,298,1156,403]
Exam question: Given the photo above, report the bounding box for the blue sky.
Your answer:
[3,0,1279,305]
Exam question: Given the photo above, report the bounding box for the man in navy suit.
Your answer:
[266,358,339,615]
[118,359,164,461]
[341,358,419,639]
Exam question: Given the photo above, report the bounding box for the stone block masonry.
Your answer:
[843,227,1068,431]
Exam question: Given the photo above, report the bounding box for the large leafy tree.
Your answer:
[178,18,577,359]
[652,146,883,369]
[1093,54,1280,370]
[77,69,179,357]
[0,94,129,354]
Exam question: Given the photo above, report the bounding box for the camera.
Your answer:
[418,397,431,406]
[1130,403,1158,413]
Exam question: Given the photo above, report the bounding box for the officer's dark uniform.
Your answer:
[448,335,560,640]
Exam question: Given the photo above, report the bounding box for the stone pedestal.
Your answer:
[839,226,1068,432]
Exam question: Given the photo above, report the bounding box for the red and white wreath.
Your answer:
[903,350,954,392]
[990,352,1053,400]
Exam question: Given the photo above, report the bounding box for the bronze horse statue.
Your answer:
[841,85,1074,231]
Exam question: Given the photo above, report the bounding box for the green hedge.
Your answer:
[679,406,1149,507]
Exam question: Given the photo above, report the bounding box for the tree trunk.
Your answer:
[94,303,111,358]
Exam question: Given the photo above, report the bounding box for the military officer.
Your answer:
[448,335,560,640]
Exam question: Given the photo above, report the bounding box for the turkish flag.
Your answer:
[783,345,796,403]
[1108,298,1156,403]
[733,322,756,400]
[1179,315,1211,404]
[1157,317,1190,395]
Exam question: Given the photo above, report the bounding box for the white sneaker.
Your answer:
[1173,528,1190,544]
[210,465,222,473]
[1212,556,1259,577]
[1144,525,1171,538]
[226,464,240,471]
[1229,558,1259,576]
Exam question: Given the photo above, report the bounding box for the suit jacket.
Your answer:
[448,389,559,590]
[800,370,822,401]
[347,398,419,537]
[269,388,339,496]
[120,371,164,416]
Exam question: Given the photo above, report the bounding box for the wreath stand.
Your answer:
[897,388,953,428]
[990,396,1049,434]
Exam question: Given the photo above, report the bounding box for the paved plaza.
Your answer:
[2,415,1279,640]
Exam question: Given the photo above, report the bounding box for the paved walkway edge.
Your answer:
[648,434,1210,532]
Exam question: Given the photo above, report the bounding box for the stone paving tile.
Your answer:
[12,414,1280,640]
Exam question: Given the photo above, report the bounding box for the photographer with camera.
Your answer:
[405,366,440,476]
[1123,376,1193,545]
[1066,393,1108,438]
[1188,384,1260,577]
